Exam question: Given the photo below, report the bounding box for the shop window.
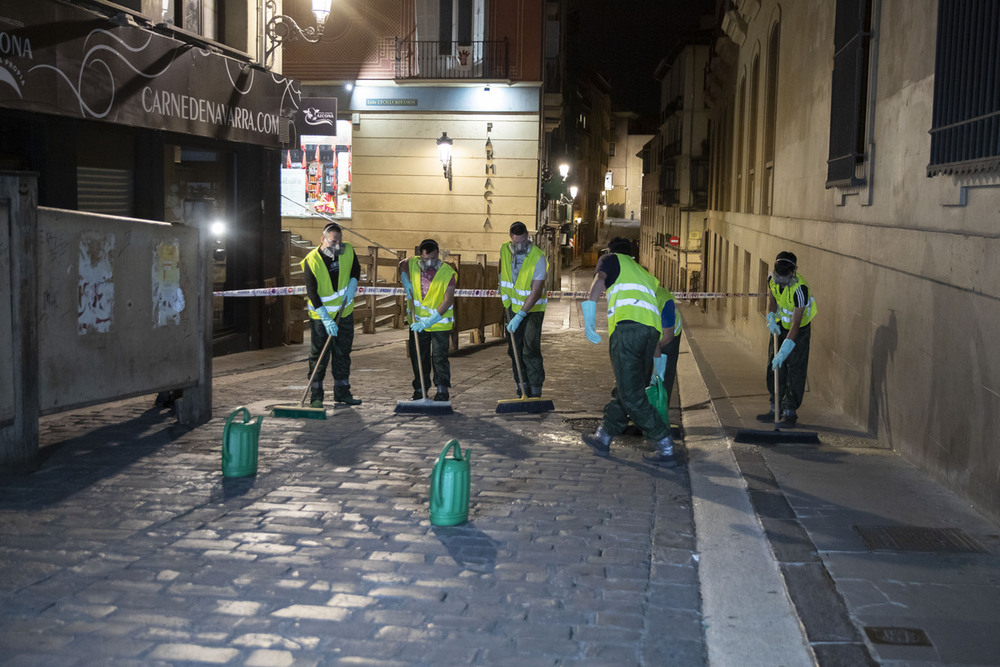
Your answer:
[280,121,353,219]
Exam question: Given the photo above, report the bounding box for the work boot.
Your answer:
[582,426,612,456]
[333,386,362,406]
[433,391,450,402]
[779,410,798,427]
[643,435,679,467]
[756,403,775,422]
[412,389,425,401]
[530,386,543,398]
[309,398,323,409]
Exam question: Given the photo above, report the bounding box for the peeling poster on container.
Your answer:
[153,240,185,326]
[78,232,115,334]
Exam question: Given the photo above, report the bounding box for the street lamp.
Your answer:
[569,185,578,200]
[264,0,333,66]
[437,132,453,191]
[558,163,569,180]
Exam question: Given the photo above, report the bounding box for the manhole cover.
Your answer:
[864,626,933,646]
[854,525,987,553]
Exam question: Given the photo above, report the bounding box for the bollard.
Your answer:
[222,406,262,477]
[429,439,470,526]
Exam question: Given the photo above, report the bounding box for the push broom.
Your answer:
[496,313,554,414]
[395,293,453,416]
[271,310,343,420]
[734,332,820,444]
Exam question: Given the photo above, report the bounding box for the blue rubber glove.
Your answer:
[411,311,443,332]
[317,306,338,336]
[771,338,796,370]
[581,300,601,344]
[400,272,413,299]
[766,311,781,336]
[506,310,526,333]
[344,278,358,308]
[653,355,667,380]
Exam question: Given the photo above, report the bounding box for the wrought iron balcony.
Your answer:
[395,38,509,79]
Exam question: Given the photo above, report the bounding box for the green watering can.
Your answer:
[222,406,263,478]
[646,376,669,424]
[429,439,471,526]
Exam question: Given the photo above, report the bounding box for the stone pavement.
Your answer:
[0,271,702,666]
[4,269,1000,666]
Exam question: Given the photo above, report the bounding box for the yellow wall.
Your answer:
[284,112,541,264]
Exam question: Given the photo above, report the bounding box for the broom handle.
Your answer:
[507,309,528,391]
[773,331,781,428]
[299,308,343,407]
[406,293,429,400]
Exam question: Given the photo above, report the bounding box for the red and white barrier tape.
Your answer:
[213,286,765,299]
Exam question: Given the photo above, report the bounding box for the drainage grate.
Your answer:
[864,626,933,647]
[854,525,987,553]
[564,418,601,431]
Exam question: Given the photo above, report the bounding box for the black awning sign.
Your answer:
[0,1,300,148]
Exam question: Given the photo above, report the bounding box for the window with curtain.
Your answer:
[927,0,1000,176]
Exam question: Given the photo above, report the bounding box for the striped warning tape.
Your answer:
[213,286,766,299]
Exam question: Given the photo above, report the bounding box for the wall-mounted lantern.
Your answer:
[437,132,454,191]
[264,0,333,66]
[569,185,579,200]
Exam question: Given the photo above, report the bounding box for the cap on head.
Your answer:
[418,238,439,254]
[774,251,797,276]
[509,221,528,236]
[607,237,634,256]
[323,222,342,235]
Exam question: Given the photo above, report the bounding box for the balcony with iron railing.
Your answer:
[395,38,509,80]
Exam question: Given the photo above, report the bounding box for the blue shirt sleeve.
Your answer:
[660,300,675,329]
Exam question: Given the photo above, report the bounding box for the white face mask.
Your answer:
[772,271,794,287]
[421,258,440,271]
[512,240,531,255]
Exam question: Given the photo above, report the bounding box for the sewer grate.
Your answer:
[854,525,987,553]
[564,418,601,431]
[864,626,933,647]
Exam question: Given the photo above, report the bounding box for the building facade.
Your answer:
[702,0,1000,517]
[277,0,546,263]
[639,42,710,292]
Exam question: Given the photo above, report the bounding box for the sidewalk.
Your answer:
[679,304,1000,666]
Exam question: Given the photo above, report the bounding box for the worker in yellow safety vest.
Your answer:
[301,222,362,407]
[758,250,818,426]
[399,239,457,402]
[499,221,548,398]
[580,237,679,467]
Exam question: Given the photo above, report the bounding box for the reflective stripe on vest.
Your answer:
[302,244,356,319]
[607,255,662,336]
[409,257,456,331]
[769,273,817,328]
[499,244,547,313]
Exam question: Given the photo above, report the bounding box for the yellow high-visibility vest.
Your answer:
[607,254,661,336]
[655,286,683,336]
[302,243,356,319]
[499,244,547,313]
[409,257,456,331]
[769,273,817,329]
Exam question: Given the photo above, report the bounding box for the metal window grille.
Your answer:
[927,0,1000,176]
[827,0,873,187]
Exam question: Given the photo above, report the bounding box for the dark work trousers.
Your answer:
[408,329,451,393]
[308,313,354,402]
[766,323,811,412]
[603,320,671,441]
[658,332,681,407]
[506,308,545,392]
